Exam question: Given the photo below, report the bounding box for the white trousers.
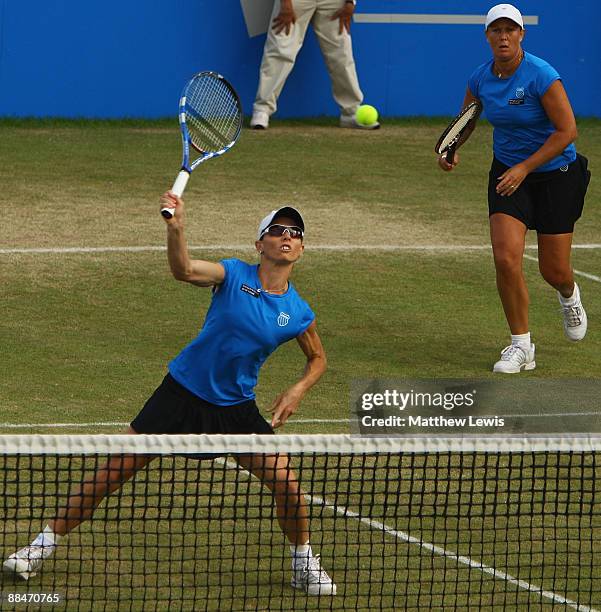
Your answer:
[253,0,363,118]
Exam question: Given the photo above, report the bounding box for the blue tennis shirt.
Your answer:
[468,51,576,172]
[169,258,315,406]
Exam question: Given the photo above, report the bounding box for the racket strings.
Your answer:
[184,75,241,153]
[437,105,481,153]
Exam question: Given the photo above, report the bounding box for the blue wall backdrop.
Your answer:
[0,0,598,118]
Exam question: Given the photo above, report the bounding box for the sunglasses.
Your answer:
[260,224,304,240]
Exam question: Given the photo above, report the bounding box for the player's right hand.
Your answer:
[438,152,458,172]
[160,191,183,223]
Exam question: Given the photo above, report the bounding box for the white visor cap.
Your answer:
[485,4,524,29]
[257,206,305,240]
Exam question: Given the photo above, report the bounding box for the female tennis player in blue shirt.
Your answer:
[4,193,336,596]
[439,3,591,373]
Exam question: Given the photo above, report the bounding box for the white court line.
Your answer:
[523,253,601,283]
[0,420,348,429]
[2,245,599,286]
[1,412,600,429]
[2,244,601,255]
[310,492,595,612]
[354,13,539,26]
[0,422,130,429]
[225,457,593,611]
[475,412,601,419]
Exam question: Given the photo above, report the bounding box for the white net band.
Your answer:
[1,433,601,454]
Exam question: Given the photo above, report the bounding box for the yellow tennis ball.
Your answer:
[355,104,378,126]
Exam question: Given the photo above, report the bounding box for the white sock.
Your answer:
[559,283,579,305]
[511,332,531,350]
[290,543,312,563]
[32,525,61,548]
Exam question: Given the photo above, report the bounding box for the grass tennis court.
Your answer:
[3,248,601,434]
[1,118,600,432]
[1,118,600,609]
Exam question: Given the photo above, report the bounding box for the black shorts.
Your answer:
[488,154,591,234]
[131,374,274,442]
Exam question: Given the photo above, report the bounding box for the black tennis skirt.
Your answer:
[488,154,591,234]
[131,373,274,437]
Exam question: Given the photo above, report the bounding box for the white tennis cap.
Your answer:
[257,206,305,240]
[485,4,524,29]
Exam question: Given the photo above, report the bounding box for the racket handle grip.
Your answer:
[445,145,456,165]
[161,171,191,219]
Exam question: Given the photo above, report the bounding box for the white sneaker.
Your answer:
[493,343,536,374]
[558,284,587,342]
[339,115,380,130]
[250,111,269,129]
[291,555,337,596]
[3,544,56,580]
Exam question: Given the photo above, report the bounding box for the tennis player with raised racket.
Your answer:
[4,71,336,597]
[438,3,591,373]
[4,198,336,596]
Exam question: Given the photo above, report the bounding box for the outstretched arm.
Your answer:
[160,191,225,287]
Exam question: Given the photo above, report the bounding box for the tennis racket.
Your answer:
[435,101,482,164]
[161,71,243,218]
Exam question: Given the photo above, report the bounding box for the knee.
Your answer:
[273,479,301,503]
[539,262,571,288]
[322,50,353,72]
[263,47,297,65]
[492,247,523,276]
[263,33,302,63]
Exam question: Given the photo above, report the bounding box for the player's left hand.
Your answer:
[496,162,529,196]
[268,388,303,428]
[331,2,354,34]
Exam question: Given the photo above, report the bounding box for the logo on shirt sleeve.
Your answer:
[277,312,291,327]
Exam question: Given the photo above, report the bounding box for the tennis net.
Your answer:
[0,434,599,611]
